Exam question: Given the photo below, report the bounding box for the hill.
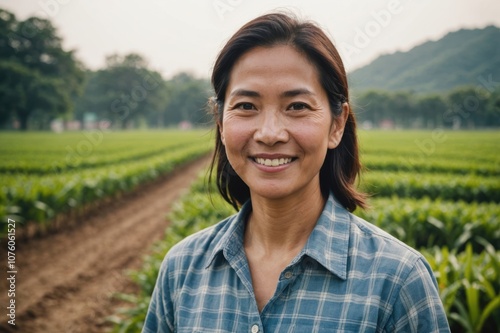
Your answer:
[348,25,500,93]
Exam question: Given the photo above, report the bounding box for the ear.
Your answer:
[328,102,349,149]
[219,122,225,145]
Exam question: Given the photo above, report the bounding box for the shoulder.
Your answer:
[163,213,236,268]
[349,211,423,259]
[346,212,448,329]
[346,211,432,280]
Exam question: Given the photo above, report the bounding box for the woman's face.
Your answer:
[221,45,346,202]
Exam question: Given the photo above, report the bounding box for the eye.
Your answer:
[287,102,309,111]
[236,103,255,110]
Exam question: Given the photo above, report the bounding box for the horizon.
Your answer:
[1,0,499,78]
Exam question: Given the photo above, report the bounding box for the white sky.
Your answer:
[1,0,499,79]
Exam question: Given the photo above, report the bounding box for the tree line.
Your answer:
[352,87,500,129]
[0,8,211,131]
[73,54,211,130]
[0,8,498,131]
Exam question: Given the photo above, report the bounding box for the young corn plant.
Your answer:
[424,242,500,332]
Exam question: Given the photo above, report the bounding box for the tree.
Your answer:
[416,94,447,128]
[0,8,84,130]
[75,53,166,129]
[161,72,212,126]
[389,91,416,127]
[353,90,392,126]
[486,87,500,127]
[350,86,499,129]
[0,60,70,129]
[445,86,490,128]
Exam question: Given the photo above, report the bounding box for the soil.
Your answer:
[0,155,212,333]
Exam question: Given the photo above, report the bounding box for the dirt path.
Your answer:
[0,155,212,333]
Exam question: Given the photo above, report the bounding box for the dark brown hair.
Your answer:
[209,12,367,212]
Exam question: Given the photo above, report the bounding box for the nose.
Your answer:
[253,110,289,146]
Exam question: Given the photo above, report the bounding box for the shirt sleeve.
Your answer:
[387,257,450,333]
[142,258,175,333]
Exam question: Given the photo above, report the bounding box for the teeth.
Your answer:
[255,157,293,166]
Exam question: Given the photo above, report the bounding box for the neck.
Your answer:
[245,184,326,255]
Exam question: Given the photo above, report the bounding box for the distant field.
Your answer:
[1,129,498,236]
[0,129,213,236]
[0,129,213,173]
[357,131,500,205]
[358,130,499,172]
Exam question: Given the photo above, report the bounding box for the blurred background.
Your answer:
[1,0,499,130]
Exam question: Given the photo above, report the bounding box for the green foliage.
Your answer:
[362,154,498,176]
[161,72,212,126]
[349,26,500,93]
[350,25,500,129]
[0,130,209,174]
[352,86,500,128]
[357,198,500,251]
[0,130,212,237]
[358,131,500,202]
[0,8,84,130]
[74,67,212,129]
[423,243,500,332]
[361,171,499,203]
[74,54,167,129]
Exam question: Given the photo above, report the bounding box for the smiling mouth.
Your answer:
[253,157,294,167]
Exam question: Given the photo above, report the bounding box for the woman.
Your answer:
[143,13,450,332]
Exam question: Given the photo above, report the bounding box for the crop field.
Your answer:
[0,129,213,237]
[109,130,500,333]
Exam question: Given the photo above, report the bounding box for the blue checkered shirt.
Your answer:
[143,193,450,332]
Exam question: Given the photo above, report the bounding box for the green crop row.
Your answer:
[362,147,498,167]
[361,171,500,203]
[0,143,212,237]
[357,197,500,251]
[0,130,211,174]
[0,130,210,153]
[0,141,196,174]
[358,130,499,164]
[362,154,499,176]
[423,243,500,333]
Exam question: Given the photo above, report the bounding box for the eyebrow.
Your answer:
[280,88,315,98]
[229,89,261,98]
[228,88,315,98]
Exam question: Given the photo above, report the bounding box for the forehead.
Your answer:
[226,45,323,95]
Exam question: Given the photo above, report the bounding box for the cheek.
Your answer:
[291,121,331,152]
[222,118,252,154]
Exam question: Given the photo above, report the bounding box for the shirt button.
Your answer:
[251,324,259,333]
[284,271,293,279]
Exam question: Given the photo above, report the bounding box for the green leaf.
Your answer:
[476,296,500,332]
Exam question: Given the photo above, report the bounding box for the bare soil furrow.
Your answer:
[0,155,211,333]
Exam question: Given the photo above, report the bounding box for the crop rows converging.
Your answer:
[0,130,213,236]
[111,130,500,333]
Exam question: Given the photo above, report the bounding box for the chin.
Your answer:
[249,184,294,201]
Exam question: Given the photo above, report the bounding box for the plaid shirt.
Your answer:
[143,193,450,332]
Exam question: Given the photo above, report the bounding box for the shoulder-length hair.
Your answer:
[208,12,367,212]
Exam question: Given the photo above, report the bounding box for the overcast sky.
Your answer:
[2,0,499,78]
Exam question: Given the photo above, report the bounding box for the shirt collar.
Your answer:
[206,192,350,280]
[205,200,252,268]
[298,193,349,280]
